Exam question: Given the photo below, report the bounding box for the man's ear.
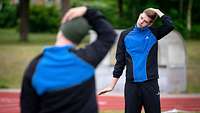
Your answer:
[56,31,62,38]
[137,13,142,21]
[56,31,66,39]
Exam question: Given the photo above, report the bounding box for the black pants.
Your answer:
[124,79,161,113]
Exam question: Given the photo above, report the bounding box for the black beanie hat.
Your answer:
[60,17,91,44]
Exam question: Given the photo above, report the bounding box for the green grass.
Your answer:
[0,28,56,45]
[0,45,42,88]
[0,28,56,88]
[0,28,200,93]
[0,28,90,45]
[186,40,200,93]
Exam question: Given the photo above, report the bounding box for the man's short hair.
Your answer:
[143,8,158,23]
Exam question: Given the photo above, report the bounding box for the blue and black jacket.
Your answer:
[20,8,116,113]
[113,15,174,82]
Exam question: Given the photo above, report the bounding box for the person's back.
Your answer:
[20,6,116,113]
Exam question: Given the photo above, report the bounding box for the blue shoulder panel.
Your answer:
[32,45,95,95]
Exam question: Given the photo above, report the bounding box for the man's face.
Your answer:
[136,13,152,28]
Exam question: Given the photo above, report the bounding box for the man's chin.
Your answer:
[139,25,144,28]
[137,24,142,28]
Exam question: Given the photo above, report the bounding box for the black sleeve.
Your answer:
[113,31,127,78]
[150,15,174,40]
[20,55,42,113]
[73,7,117,67]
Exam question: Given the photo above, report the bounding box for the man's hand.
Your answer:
[149,8,164,18]
[98,86,114,95]
[61,6,87,23]
[98,77,119,95]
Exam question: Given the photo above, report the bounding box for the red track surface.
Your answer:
[0,92,200,113]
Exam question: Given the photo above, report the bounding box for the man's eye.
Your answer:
[144,21,149,24]
[141,17,143,19]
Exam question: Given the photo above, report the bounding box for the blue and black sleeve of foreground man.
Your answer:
[72,7,117,67]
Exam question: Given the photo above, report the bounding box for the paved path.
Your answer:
[0,91,200,113]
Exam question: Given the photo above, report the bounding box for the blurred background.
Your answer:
[0,0,200,112]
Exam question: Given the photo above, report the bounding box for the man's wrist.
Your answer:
[156,9,164,18]
[157,12,164,18]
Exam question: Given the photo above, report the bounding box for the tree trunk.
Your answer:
[61,0,70,17]
[179,0,183,17]
[117,0,123,17]
[19,0,29,41]
[187,0,193,31]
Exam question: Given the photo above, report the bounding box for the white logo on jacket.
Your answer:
[145,36,149,39]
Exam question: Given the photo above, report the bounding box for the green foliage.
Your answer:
[95,1,127,28]
[0,1,17,28]
[71,0,131,28]
[0,0,200,39]
[168,8,188,39]
[190,25,200,39]
[191,0,200,24]
[71,0,108,8]
[29,0,200,39]
[174,19,188,38]
[29,5,60,33]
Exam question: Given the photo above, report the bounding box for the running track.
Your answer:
[0,91,200,113]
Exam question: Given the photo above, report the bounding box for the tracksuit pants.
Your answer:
[124,79,161,113]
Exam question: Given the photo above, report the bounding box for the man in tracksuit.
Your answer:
[20,6,116,113]
[99,8,174,113]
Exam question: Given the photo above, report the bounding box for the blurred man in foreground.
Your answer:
[20,6,116,113]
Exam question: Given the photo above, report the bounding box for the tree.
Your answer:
[117,0,123,17]
[179,0,184,17]
[187,0,193,31]
[61,0,70,17]
[19,0,29,41]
